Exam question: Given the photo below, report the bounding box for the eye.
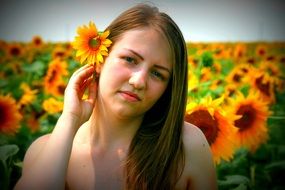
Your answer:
[124,56,136,64]
[151,70,165,80]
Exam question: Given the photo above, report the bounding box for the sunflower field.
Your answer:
[0,36,285,190]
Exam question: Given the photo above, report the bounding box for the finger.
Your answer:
[72,64,93,76]
[87,77,97,104]
[78,77,94,98]
[70,65,95,87]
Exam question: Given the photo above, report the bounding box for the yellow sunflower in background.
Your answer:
[44,58,68,96]
[52,45,68,60]
[200,67,212,82]
[0,94,22,134]
[225,67,246,87]
[18,83,38,107]
[259,61,283,91]
[255,43,267,58]
[31,35,44,48]
[233,43,247,61]
[72,21,112,71]
[42,97,63,114]
[26,113,40,133]
[227,91,271,153]
[185,96,238,164]
[6,43,25,59]
[248,69,276,104]
[188,72,199,94]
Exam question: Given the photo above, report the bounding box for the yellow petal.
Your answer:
[97,53,103,63]
[100,30,110,39]
[103,39,112,45]
[101,51,108,56]
[99,45,108,51]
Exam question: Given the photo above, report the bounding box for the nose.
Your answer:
[129,69,147,90]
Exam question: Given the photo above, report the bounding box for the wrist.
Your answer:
[58,112,81,131]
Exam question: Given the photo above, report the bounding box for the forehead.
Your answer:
[112,28,172,68]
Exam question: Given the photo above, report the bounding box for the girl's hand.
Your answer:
[62,64,97,127]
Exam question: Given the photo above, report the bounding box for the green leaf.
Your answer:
[201,51,214,67]
[232,183,247,190]
[0,144,19,163]
[220,59,234,76]
[22,60,45,74]
[265,160,285,170]
[14,161,23,168]
[218,175,250,186]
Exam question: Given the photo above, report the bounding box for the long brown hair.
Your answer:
[105,3,188,189]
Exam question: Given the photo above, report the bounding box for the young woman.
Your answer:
[15,3,217,190]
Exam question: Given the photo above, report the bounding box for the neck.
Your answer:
[87,100,143,152]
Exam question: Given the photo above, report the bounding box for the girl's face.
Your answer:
[98,28,172,119]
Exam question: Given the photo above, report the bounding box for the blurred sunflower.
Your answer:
[52,45,68,60]
[31,35,44,48]
[18,83,38,107]
[7,43,24,59]
[235,63,254,75]
[226,66,247,87]
[0,94,22,134]
[248,69,276,104]
[42,97,63,114]
[188,55,199,68]
[233,43,247,60]
[26,113,40,132]
[212,62,222,74]
[188,72,199,94]
[210,78,224,91]
[211,43,229,60]
[259,61,283,90]
[185,96,238,164]
[255,44,267,58]
[44,58,68,96]
[223,83,239,103]
[200,67,212,82]
[227,91,271,153]
[72,21,112,70]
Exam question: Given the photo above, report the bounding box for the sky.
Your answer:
[0,0,285,42]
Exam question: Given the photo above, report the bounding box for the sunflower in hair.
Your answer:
[72,21,112,71]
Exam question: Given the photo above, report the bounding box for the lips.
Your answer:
[119,91,141,102]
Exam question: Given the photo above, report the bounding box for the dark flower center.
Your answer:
[185,110,218,145]
[48,70,57,83]
[234,105,256,131]
[34,38,42,46]
[55,51,65,58]
[0,103,7,126]
[258,49,265,56]
[89,36,101,50]
[233,74,241,83]
[10,47,20,56]
[255,76,270,96]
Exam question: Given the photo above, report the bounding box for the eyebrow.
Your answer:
[124,48,144,60]
[124,48,171,74]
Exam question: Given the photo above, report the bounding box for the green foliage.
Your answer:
[201,51,214,67]
[0,145,19,190]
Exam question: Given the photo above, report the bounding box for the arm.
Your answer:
[183,122,218,190]
[14,64,96,190]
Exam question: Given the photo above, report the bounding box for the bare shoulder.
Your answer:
[183,121,208,149]
[182,122,218,190]
[21,134,51,174]
[182,122,212,166]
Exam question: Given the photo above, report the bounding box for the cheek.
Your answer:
[99,62,130,89]
[146,83,168,104]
